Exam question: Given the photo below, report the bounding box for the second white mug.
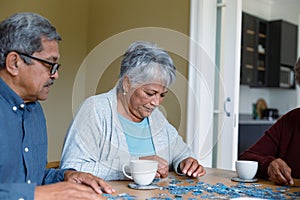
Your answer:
[235,160,258,180]
[122,160,158,185]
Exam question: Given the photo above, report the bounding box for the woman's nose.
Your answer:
[151,95,160,106]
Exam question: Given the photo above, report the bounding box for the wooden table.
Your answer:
[106,168,300,199]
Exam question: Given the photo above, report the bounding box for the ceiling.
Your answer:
[259,0,297,5]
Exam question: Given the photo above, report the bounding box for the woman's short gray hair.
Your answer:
[0,12,61,69]
[117,41,176,92]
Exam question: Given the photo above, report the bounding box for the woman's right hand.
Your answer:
[140,155,169,178]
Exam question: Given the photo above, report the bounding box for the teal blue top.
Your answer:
[118,114,155,157]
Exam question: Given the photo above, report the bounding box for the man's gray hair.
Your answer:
[117,41,176,92]
[0,12,61,69]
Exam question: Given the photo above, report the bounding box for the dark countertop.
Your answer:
[239,114,277,125]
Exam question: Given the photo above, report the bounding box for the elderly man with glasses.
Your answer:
[0,12,114,200]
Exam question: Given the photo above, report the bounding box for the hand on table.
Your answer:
[140,155,169,178]
[64,170,115,194]
[34,182,105,200]
[267,158,294,185]
[179,157,206,178]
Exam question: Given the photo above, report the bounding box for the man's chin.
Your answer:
[38,92,49,101]
[38,97,48,101]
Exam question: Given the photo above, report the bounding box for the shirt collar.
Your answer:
[0,77,36,111]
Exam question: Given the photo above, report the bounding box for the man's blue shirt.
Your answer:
[0,78,67,200]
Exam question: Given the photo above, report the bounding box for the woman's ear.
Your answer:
[122,76,131,93]
[5,52,21,76]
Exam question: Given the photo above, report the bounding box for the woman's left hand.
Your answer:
[179,157,206,178]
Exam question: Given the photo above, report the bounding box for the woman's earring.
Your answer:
[123,91,127,96]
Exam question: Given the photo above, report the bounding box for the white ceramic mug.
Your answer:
[122,160,158,185]
[235,160,258,180]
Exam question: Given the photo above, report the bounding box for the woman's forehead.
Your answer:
[136,83,168,91]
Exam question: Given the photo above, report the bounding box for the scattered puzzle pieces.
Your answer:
[104,176,300,199]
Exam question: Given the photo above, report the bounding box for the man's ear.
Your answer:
[5,52,21,76]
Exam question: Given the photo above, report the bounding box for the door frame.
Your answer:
[187,0,242,170]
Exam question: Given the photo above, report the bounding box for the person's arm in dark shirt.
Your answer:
[239,110,298,185]
[239,116,283,178]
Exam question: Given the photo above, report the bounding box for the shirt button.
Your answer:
[20,104,25,109]
[12,106,17,111]
[24,147,29,152]
[18,198,25,200]
[27,180,31,184]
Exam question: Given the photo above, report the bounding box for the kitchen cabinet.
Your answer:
[267,20,298,89]
[240,12,268,87]
[240,13,298,89]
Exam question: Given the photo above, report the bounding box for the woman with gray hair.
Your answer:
[61,41,206,180]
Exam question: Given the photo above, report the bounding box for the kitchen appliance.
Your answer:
[280,66,294,88]
[262,108,279,120]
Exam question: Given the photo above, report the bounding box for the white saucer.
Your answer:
[128,183,161,190]
[231,177,258,183]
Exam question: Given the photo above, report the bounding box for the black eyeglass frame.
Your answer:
[18,52,60,75]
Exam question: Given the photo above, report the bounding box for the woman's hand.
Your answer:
[179,157,206,178]
[267,158,294,185]
[140,155,169,178]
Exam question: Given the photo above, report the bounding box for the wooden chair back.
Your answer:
[46,161,60,169]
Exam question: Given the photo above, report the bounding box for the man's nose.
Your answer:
[50,70,59,79]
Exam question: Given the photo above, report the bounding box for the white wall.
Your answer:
[271,0,300,24]
[242,0,272,20]
[239,85,297,114]
[240,0,300,115]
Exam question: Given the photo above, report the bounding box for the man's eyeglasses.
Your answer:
[18,52,60,75]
